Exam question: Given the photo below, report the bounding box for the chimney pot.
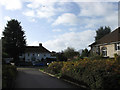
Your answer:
[39,43,42,46]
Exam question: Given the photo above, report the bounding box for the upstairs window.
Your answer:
[115,43,120,50]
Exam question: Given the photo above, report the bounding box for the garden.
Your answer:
[43,56,120,90]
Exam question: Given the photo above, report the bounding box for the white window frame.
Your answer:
[116,43,120,51]
[101,47,107,57]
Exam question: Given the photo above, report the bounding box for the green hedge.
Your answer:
[2,65,17,88]
[46,59,120,90]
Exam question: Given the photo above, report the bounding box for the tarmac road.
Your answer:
[14,67,86,89]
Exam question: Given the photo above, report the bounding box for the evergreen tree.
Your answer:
[95,26,111,41]
[2,19,26,63]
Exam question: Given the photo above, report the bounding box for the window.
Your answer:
[115,43,120,50]
[38,54,39,56]
[96,46,100,55]
[101,47,107,57]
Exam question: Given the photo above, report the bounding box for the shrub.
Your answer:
[89,54,103,60]
[2,65,17,88]
[45,59,120,90]
[61,60,120,90]
[45,61,63,75]
[114,53,118,60]
[114,53,120,63]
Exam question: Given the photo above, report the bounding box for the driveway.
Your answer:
[14,67,86,89]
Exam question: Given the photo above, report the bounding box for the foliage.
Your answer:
[46,59,120,90]
[63,47,79,60]
[114,54,120,63]
[81,48,89,58]
[2,19,26,62]
[56,52,67,61]
[45,61,63,75]
[89,54,103,60]
[114,53,118,61]
[2,65,17,88]
[95,26,111,41]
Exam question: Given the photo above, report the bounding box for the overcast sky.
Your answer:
[0,0,119,52]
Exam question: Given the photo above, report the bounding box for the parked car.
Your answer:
[32,62,45,66]
[15,62,32,66]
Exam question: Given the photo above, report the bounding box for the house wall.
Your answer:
[19,52,51,62]
[99,44,120,58]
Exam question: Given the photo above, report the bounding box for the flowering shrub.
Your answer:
[46,61,63,75]
[46,59,120,90]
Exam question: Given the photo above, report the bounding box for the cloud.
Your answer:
[4,16,11,21]
[73,0,119,2]
[52,13,79,26]
[25,0,58,19]
[0,0,22,10]
[27,40,39,46]
[36,6,56,18]
[43,30,95,52]
[24,1,78,20]
[75,2,118,30]
[78,2,117,17]
[69,28,77,32]
[23,10,35,17]
[52,29,62,32]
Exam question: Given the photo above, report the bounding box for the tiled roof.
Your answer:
[25,46,51,53]
[89,27,120,46]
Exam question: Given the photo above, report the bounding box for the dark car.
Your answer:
[32,62,45,66]
[16,62,32,66]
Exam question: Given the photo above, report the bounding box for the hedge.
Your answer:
[2,65,17,88]
[46,59,120,90]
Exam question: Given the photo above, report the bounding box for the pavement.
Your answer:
[14,67,86,89]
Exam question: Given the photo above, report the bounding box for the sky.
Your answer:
[0,0,119,52]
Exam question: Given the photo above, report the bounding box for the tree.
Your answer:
[95,26,111,41]
[2,19,26,63]
[81,48,89,57]
[63,47,79,59]
[56,52,67,61]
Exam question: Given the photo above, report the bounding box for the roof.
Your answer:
[25,46,51,53]
[89,27,120,46]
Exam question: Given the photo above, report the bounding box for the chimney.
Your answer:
[39,43,42,47]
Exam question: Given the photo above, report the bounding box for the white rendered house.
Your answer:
[19,43,56,62]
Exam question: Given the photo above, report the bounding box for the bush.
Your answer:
[45,61,63,75]
[2,65,17,88]
[61,60,120,90]
[45,59,120,90]
[89,54,103,60]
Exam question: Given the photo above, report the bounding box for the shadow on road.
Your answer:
[14,67,87,89]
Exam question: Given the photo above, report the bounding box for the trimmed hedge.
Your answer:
[46,59,120,90]
[2,65,17,88]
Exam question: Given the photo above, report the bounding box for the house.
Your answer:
[19,43,56,63]
[89,27,120,58]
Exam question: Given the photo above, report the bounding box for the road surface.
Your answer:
[14,67,86,89]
